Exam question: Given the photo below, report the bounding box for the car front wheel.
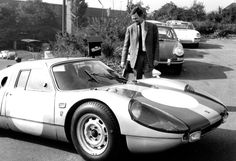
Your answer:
[70,101,122,161]
[173,64,182,75]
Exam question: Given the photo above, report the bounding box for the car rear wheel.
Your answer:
[70,101,122,161]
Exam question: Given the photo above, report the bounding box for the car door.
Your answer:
[5,67,56,137]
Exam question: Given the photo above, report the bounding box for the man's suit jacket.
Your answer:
[121,21,159,69]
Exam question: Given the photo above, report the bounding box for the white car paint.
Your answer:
[166,20,201,46]
[0,58,228,156]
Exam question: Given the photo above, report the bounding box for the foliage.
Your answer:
[152,1,206,22]
[0,0,59,49]
[0,1,18,48]
[52,32,86,57]
[193,21,217,35]
[222,7,236,23]
[152,2,178,21]
[16,1,59,40]
[190,0,206,21]
[71,0,88,28]
[99,55,123,74]
[207,9,223,23]
[76,14,130,57]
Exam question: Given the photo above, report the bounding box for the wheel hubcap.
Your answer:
[77,114,109,155]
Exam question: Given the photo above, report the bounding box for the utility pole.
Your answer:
[62,0,66,34]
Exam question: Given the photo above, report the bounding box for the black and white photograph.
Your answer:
[0,0,235,160]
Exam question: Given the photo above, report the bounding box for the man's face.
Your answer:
[131,13,142,24]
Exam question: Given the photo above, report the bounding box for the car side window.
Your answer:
[26,68,52,92]
[0,76,8,88]
[16,70,30,89]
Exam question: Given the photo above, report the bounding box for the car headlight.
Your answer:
[196,32,201,38]
[173,42,184,56]
[129,100,188,133]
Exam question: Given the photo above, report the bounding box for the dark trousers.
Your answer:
[133,52,153,79]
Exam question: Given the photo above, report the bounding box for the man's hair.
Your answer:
[130,6,143,17]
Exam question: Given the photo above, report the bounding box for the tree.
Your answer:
[71,0,88,28]
[222,6,236,23]
[16,0,59,40]
[0,1,18,49]
[189,0,206,21]
[152,2,178,21]
[207,10,223,23]
[0,0,60,49]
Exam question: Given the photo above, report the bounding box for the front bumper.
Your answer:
[125,116,226,153]
[126,135,184,153]
[158,57,184,65]
[180,38,201,44]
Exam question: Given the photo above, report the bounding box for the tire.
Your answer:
[173,64,182,75]
[193,43,199,48]
[70,101,122,161]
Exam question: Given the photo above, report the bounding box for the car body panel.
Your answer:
[0,58,228,153]
[174,29,201,44]
[159,39,182,63]
[147,20,184,66]
[166,20,201,45]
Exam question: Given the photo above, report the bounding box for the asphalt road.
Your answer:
[0,38,236,161]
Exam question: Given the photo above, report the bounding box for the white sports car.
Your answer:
[0,58,228,161]
[166,20,201,47]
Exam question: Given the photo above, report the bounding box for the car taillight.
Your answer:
[173,42,184,56]
[128,100,188,133]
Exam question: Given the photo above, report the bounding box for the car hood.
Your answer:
[98,78,227,132]
[159,39,178,60]
[174,29,199,38]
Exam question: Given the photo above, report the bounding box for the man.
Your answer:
[121,6,159,79]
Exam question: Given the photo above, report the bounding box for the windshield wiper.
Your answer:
[91,73,127,83]
[83,70,99,83]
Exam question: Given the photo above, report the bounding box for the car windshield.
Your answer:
[52,60,126,90]
[169,22,195,29]
[158,27,177,40]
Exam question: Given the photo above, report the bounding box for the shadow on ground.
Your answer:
[1,127,236,161]
[124,128,236,161]
[184,49,207,59]
[183,41,223,50]
[161,60,233,80]
[0,129,76,154]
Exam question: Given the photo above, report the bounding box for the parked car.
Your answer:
[0,50,17,60]
[0,57,228,161]
[147,20,184,74]
[166,20,201,47]
[0,50,8,59]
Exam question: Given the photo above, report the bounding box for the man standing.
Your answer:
[121,6,159,79]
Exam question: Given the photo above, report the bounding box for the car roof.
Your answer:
[146,20,174,30]
[146,20,166,26]
[166,20,192,25]
[4,57,95,70]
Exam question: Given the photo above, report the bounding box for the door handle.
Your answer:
[6,92,12,96]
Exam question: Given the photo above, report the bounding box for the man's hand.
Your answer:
[120,62,125,68]
[153,60,159,66]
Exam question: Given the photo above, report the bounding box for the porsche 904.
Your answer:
[0,57,228,161]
